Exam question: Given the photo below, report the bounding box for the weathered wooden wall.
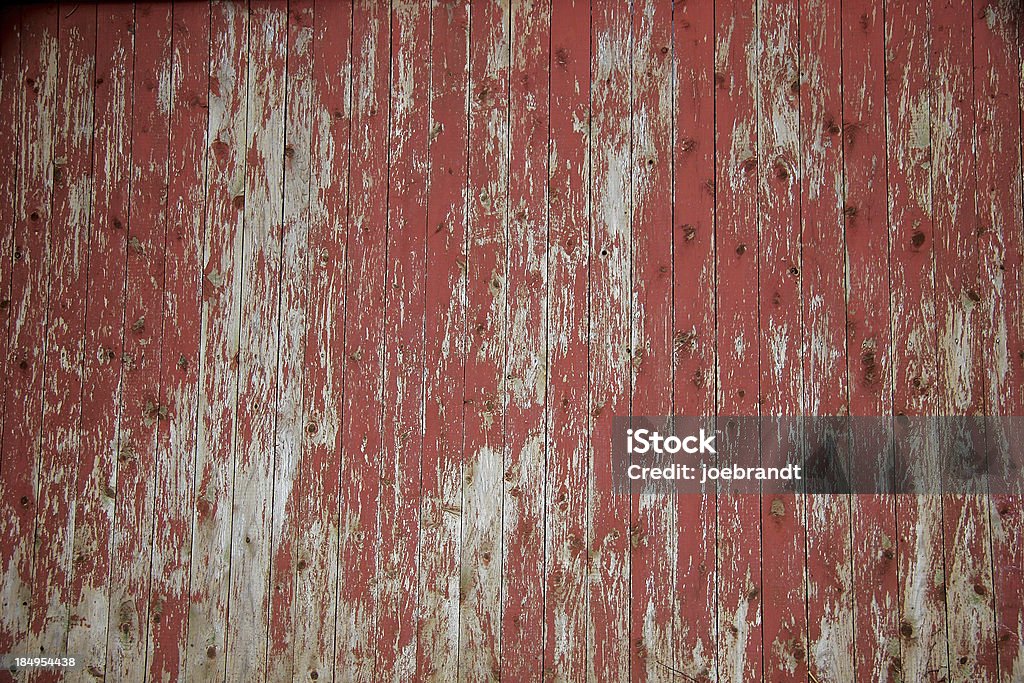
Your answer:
[0,0,1022,681]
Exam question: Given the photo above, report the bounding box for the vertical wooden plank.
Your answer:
[883,1,950,680]
[222,2,287,680]
[544,0,590,677]
[930,0,999,679]
[185,2,247,678]
[0,3,57,656]
[335,1,390,679]
[460,0,509,677]
[799,0,855,678]
[292,1,351,679]
[144,2,210,680]
[27,3,95,668]
[628,0,674,679]
[0,6,23,658]
[417,0,469,678]
[589,1,631,679]
[500,0,549,677]
[976,1,1024,680]
[840,0,900,678]
[755,0,806,678]
[103,4,171,680]
[374,0,429,678]
[713,0,762,677]
[264,2,313,681]
[672,0,717,679]
[65,4,133,675]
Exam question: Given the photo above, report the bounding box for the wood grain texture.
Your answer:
[799,0,854,679]
[931,1,999,680]
[628,0,674,679]
[0,4,59,662]
[29,6,95,675]
[375,1,429,679]
[970,2,1019,679]
[713,0,763,677]
[544,1,590,678]
[501,0,549,678]
[755,0,805,679]
[104,5,171,680]
[841,0,900,679]
[976,2,1024,681]
[186,2,248,678]
[335,1,390,679]
[672,0,717,679]
[589,1,632,679]
[0,1,1020,680]
[0,4,22,663]
[264,2,313,681]
[460,0,510,677]
[146,3,210,680]
[66,5,134,677]
[416,0,469,679]
[884,1,949,681]
[290,4,351,682]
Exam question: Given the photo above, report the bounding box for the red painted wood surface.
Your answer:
[417,0,468,679]
[800,0,854,679]
[672,0,717,679]
[545,2,590,678]
[501,0,548,678]
[0,1,1022,681]
[629,1,673,680]
[841,1,901,681]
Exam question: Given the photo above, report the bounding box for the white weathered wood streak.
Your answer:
[291,2,350,680]
[265,2,313,681]
[225,3,288,681]
[186,2,248,678]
